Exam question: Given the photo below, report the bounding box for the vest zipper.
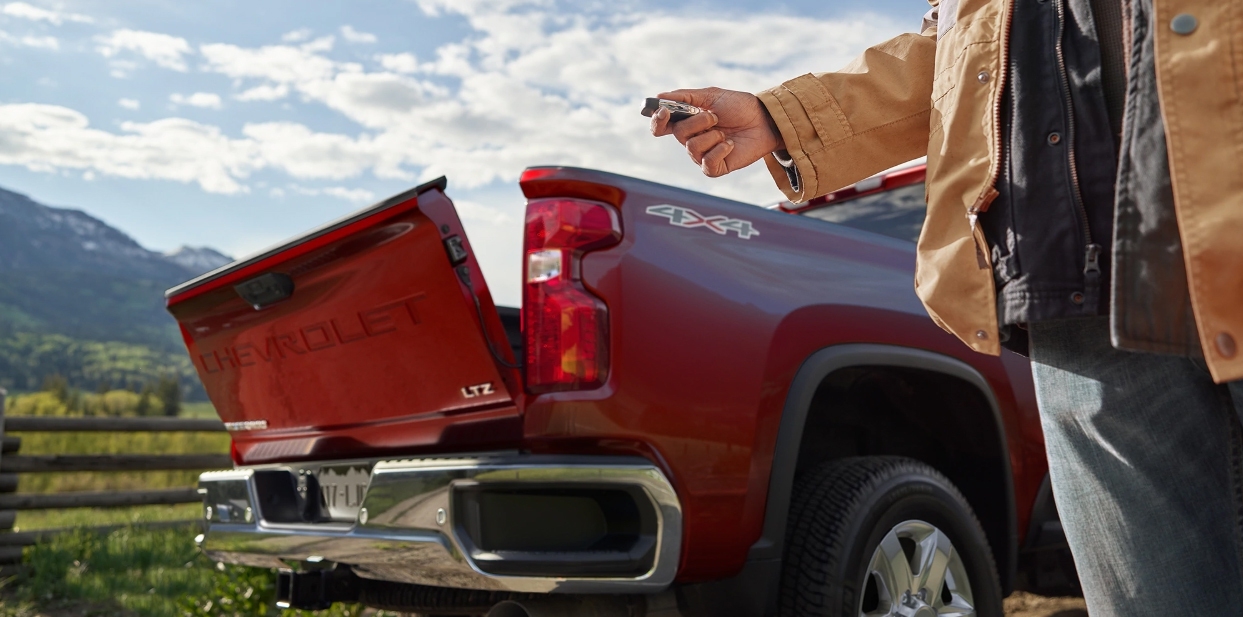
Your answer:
[1054,0,1103,280]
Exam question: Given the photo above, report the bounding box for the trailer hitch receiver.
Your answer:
[275,564,360,610]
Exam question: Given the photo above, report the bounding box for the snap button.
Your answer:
[1171,14,1198,35]
[975,330,989,340]
[1216,332,1237,358]
[1047,132,1062,145]
[1070,292,1084,305]
[977,70,991,84]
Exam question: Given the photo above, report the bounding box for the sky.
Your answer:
[0,0,928,306]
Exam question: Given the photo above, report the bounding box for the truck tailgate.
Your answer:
[166,179,521,463]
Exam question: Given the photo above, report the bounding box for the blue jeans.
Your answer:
[1029,317,1243,615]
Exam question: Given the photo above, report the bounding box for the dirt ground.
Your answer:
[1004,591,1088,617]
[8,594,1090,617]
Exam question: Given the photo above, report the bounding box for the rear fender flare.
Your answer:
[750,344,1017,584]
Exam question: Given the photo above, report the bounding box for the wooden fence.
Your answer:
[0,389,229,575]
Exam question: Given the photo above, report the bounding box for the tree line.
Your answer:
[0,332,205,401]
[5,374,184,418]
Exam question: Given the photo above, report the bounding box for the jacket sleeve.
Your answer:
[758,27,938,202]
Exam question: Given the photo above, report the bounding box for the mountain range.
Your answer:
[0,185,233,396]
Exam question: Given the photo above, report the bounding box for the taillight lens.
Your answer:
[230,439,243,466]
[523,198,621,393]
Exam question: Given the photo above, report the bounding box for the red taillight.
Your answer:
[230,439,243,466]
[523,198,621,393]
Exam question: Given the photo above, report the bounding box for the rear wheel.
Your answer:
[779,457,1003,617]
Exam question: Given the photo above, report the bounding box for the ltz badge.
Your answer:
[646,205,759,239]
[461,383,495,398]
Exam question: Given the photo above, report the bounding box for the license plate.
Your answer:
[314,464,372,522]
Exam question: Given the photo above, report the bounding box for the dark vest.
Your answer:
[982,0,1122,350]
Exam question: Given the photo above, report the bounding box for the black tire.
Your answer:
[779,456,1003,617]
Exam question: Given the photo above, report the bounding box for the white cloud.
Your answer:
[340,25,376,44]
[96,29,192,71]
[0,3,904,207]
[21,34,55,48]
[322,186,375,202]
[376,52,419,74]
[0,103,256,194]
[300,35,334,53]
[280,28,312,42]
[413,0,550,18]
[0,30,57,49]
[201,42,337,83]
[241,122,376,180]
[117,98,140,110]
[454,199,513,225]
[288,184,376,203]
[236,83,289,101]
[197,3,900,201]
[169,92,222,109]
[2,2,92,25]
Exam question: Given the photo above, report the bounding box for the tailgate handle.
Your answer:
[235,273,295,310]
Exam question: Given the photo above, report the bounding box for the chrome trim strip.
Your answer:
[197,454,683,593]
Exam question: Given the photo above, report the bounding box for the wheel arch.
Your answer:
[752,344,1017,589]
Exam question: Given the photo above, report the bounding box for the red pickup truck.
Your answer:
[167,163,1075,617]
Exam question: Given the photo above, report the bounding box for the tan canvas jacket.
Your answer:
[758,0,1243,383]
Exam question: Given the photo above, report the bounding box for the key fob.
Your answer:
[642,98,703,123]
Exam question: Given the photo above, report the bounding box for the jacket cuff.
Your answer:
[757,84,818,201]
[759,80,934,204]
[758,73,855,201]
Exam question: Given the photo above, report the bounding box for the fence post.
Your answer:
[0,408,219,572]
[0,388,20,575]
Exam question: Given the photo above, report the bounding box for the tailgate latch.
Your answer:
[443,235,468,265]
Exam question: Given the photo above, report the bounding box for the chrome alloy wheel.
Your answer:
[858,520,976,617]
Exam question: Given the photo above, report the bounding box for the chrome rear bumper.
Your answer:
[197,455,682,594]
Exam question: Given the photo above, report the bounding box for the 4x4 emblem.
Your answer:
[646,205,759,239]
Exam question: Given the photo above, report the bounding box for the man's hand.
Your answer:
[649,87,784,178]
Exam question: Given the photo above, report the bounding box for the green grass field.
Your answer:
[178,401,219,419]
[0,394,399,615]
[13,504,204,533]
[0,393,376,615]
[3,525,386,617]
[11,410,231,531]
